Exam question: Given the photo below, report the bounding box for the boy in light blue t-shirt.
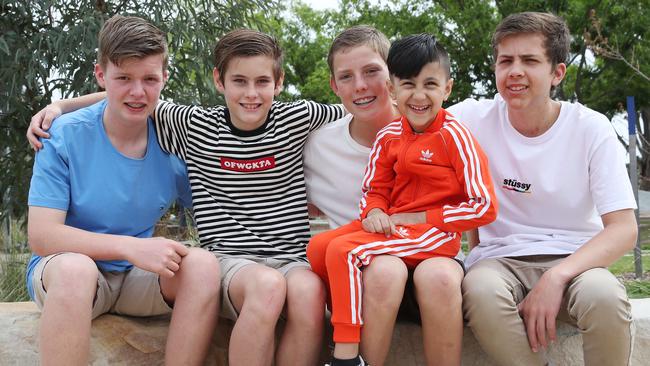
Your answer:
[25,15,220,365]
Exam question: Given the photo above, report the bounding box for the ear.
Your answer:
[329,76,339,96]
[551,62,567,87]
[274,71,285,96]
[94,63,107,89]
[213,68,225,94]
[387,78,396,100]
[162,69,169,85]
[443,78,454,101]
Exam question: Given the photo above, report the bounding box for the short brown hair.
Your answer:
[327,25,390,76]
[97,15,168,68]
[213,29,284,84]
[492,12,570,68]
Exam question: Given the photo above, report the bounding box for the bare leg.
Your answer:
[360,255,408,365]
[159,248,220,366]
[39,253,98,366]
[228,264,287,366]
[276,268,326,366]
[414,257,463,366]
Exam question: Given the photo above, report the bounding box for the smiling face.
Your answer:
[494,33,566,112]
[95,54,167,127]
[330,45,392,123]
[390,61,453,132]
[214,55,283,131]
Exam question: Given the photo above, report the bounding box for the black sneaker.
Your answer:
[325,355,369,366]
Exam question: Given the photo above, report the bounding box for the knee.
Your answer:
[287,271,326,325]
[570,269,631,322]
[178,248,220,295]
[414,262,462,303]
[44,253,98,299]
[246,269,287,320]
[288,271,325,307]
[363,256,407,307]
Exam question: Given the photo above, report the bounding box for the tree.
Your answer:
[0,0,277,223]
[276,0,649,183]
[274,0,499,104]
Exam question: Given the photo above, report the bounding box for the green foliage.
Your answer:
[0,0,277,222]
[0,217,29,302]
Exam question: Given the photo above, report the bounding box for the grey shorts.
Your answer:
[218,255,310,320]
[31,253,172,319]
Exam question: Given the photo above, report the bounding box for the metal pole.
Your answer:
[627,96,642,278]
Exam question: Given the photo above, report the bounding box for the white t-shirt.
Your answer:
[303,114,370,228]
[448,94,636,267]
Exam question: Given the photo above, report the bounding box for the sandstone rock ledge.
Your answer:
[1,299,649,365]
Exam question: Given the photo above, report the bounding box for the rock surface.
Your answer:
[2,300,649,365]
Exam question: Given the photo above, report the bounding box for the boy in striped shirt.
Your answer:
[307,34,497,366]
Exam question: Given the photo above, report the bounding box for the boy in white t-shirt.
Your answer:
[447,11,637,366]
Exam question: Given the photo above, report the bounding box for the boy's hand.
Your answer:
[27,103,63,151]
[362,208,395,237]
[125,237,190,278]
[517,270,566,353]
[389,212,426,226]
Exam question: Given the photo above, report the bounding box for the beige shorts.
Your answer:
[31,253,172,319]
[218,255,310,320]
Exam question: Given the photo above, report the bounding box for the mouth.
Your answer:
[125,102,147,111]
[353,96,376,106]
[408,104,431,113]
[240,103,262,110]
[507,85,528,92]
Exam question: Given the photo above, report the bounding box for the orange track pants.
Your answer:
[307,220,460,343]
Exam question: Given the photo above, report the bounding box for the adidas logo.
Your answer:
[395,226,410,238]
[420,149,433,162]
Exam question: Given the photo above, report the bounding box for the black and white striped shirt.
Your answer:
[154,100,345,261]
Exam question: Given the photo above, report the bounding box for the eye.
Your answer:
[365,68,379,76]
[497,58,512,65]
[116,76,129,80]
[233,78,246,84]
[257,78,271,85]
[337,73,352,81]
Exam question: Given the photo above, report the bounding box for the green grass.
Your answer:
[624,280,650,299]
[609,255,650,275]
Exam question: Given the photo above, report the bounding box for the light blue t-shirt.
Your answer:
[26,100,191,299]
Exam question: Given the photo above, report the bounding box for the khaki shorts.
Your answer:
[31,253,172,319]
[218,255,310,320]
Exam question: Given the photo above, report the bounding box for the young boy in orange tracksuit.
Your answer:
[307,34,498,366]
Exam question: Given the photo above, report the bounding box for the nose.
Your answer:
[508,60,524,78]
[354,75,368,92]
[129,80,145,97]
[244,83,257,98]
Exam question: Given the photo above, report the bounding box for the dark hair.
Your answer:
[213,29,284,84]
[492,12,570,68]
[98,15,168,68]
[386,33,450,79]
[327,25,390,75]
